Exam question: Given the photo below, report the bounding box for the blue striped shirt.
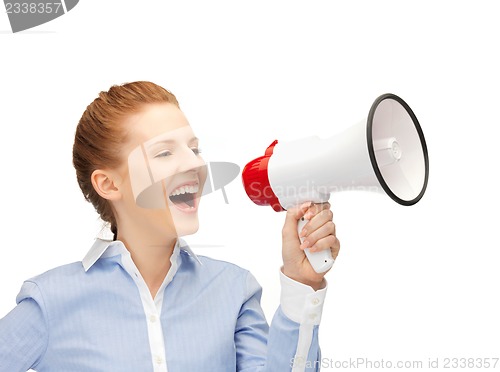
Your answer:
[0,238,327,371]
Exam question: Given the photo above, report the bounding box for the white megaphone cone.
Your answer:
[242,93,429,273]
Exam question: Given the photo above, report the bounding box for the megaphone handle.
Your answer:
[298,217,335,273]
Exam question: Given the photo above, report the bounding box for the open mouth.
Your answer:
[169,183,199,210]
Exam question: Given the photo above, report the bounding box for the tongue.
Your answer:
[169,193,195,209]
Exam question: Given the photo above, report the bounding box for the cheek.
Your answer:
[199,166,208,189]
[150,161,177,184]
[120,178,139,206]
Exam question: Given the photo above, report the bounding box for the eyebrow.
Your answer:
[148,136,199,146]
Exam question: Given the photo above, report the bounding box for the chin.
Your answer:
[170,210,200,237]
[177,222,200,237]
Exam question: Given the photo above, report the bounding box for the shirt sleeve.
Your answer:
[234,270,327,372]
[0,281,48,372]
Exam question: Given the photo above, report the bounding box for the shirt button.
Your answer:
[154,355,164,364]
[149,315,157,323]
[311,297,320,305]
[309,313,317,320]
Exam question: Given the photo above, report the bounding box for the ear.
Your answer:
[91,169,122,201]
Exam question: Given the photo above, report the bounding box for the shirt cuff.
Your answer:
[279,268,328,325]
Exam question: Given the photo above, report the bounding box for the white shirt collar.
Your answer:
[82,237,202,272]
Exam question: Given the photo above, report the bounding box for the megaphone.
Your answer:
[242,93,429,273]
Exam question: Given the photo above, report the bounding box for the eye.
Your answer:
[154,150,172,158]
[191,147,202,155]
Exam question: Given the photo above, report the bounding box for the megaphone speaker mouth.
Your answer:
[367,93,429,206]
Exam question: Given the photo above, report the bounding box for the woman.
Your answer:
[0,81,340,371]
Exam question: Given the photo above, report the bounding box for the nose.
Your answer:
[177,147,205,174]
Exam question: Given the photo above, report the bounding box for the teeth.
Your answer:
[170,184,199,196]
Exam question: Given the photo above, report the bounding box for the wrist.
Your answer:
[282,267,326,291]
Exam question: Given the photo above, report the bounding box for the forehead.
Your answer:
[124,103,192,144]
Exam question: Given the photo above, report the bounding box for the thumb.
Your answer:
[282,202,312,238]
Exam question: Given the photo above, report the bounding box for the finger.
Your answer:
[299,220,336,249]
[309,235,340,259]
[282,202,312,238]
[304,202,331,220]
[299,209,334,238]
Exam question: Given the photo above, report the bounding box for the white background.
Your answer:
[1,1,499,371]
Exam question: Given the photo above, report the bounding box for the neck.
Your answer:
[116,222,177,299]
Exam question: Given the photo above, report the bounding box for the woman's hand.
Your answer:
[281,202,340,291]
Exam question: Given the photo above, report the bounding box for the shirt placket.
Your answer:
[121,253,169,372]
